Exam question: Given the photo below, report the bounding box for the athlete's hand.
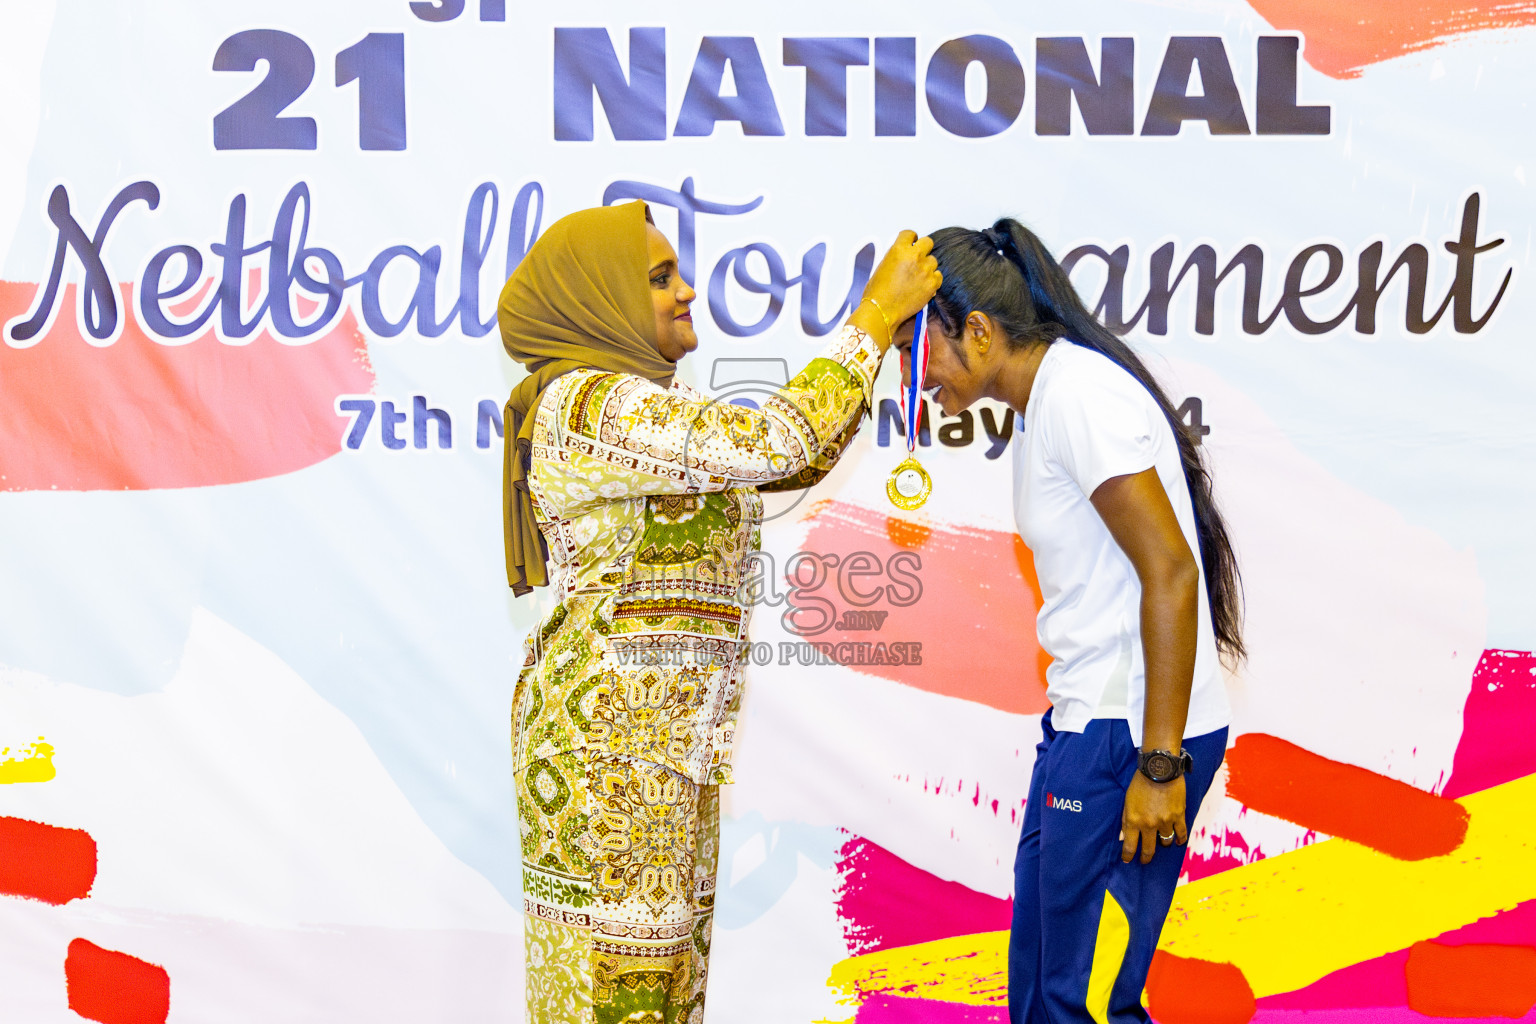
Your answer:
[1121,774,1187,865]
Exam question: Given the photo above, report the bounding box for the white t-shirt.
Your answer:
[1012,342,1230,745]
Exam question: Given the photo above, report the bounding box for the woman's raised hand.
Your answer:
[851,231,942,352]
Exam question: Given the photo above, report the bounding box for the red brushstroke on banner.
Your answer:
[1405,941,1536,1018]
[65,938,170,1024]
[1190,648,1531,885]
[802,501,1050,714]
[0,279,373,491]
[0,816,97,905]
[1146,952,1257,1024]
[1224,733,1468,860]
[1246,0,1536,79]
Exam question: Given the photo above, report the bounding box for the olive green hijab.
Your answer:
[498,200,676,595]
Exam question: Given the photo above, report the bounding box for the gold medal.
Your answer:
[886,455,932,510]
[888,306,934,510]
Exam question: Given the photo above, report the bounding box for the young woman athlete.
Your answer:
[899,218,1244,1024]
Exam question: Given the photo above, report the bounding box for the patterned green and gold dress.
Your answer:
[513,323,880,1023]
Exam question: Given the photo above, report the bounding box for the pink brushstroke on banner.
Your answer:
[836,834,1011,957]
[856,993,1004,1023]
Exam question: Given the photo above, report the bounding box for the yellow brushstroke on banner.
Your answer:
[0,738,55,784]
[827,929,1010,1010]
[1161,771,1536,994]
[827,771,1536,1007]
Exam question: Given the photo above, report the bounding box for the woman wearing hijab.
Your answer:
[499,200,938,1024]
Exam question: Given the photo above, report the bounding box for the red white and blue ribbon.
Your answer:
[901,306,929,452]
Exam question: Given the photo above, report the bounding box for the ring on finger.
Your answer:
[1158,832,1175,844]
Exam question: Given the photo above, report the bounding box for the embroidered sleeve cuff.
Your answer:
[819,322,881,410]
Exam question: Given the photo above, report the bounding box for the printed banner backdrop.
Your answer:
[1,1,1534,1021]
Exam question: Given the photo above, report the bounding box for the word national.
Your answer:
[555,30,1329,141]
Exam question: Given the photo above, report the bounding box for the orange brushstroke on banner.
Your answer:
[65,938,170,1024]
[0,739,56,784]
[802,501,1048,715]
[0,816,97,904]
[884,516,930,549]
[1224,732,1468,859]
[1246,0,1536,79]
[1406,939,1536,1019]
[1145,952,1256,1024]
[1405,941,1536,1018]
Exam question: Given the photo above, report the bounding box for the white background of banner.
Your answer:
[0,0,1530,1020]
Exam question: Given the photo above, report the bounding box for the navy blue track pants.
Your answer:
[1008,711,1227,1024]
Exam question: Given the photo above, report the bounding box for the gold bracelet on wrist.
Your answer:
[863,297,895,348]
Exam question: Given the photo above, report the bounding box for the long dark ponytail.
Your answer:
[929,219,1245,662]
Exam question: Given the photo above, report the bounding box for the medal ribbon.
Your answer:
[901,307,929,454]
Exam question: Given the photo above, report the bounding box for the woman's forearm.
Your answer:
[1138,559,1200,752]
[1090,468,1202,753]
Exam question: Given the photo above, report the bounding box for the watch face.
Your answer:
[1145,752,1176,782]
